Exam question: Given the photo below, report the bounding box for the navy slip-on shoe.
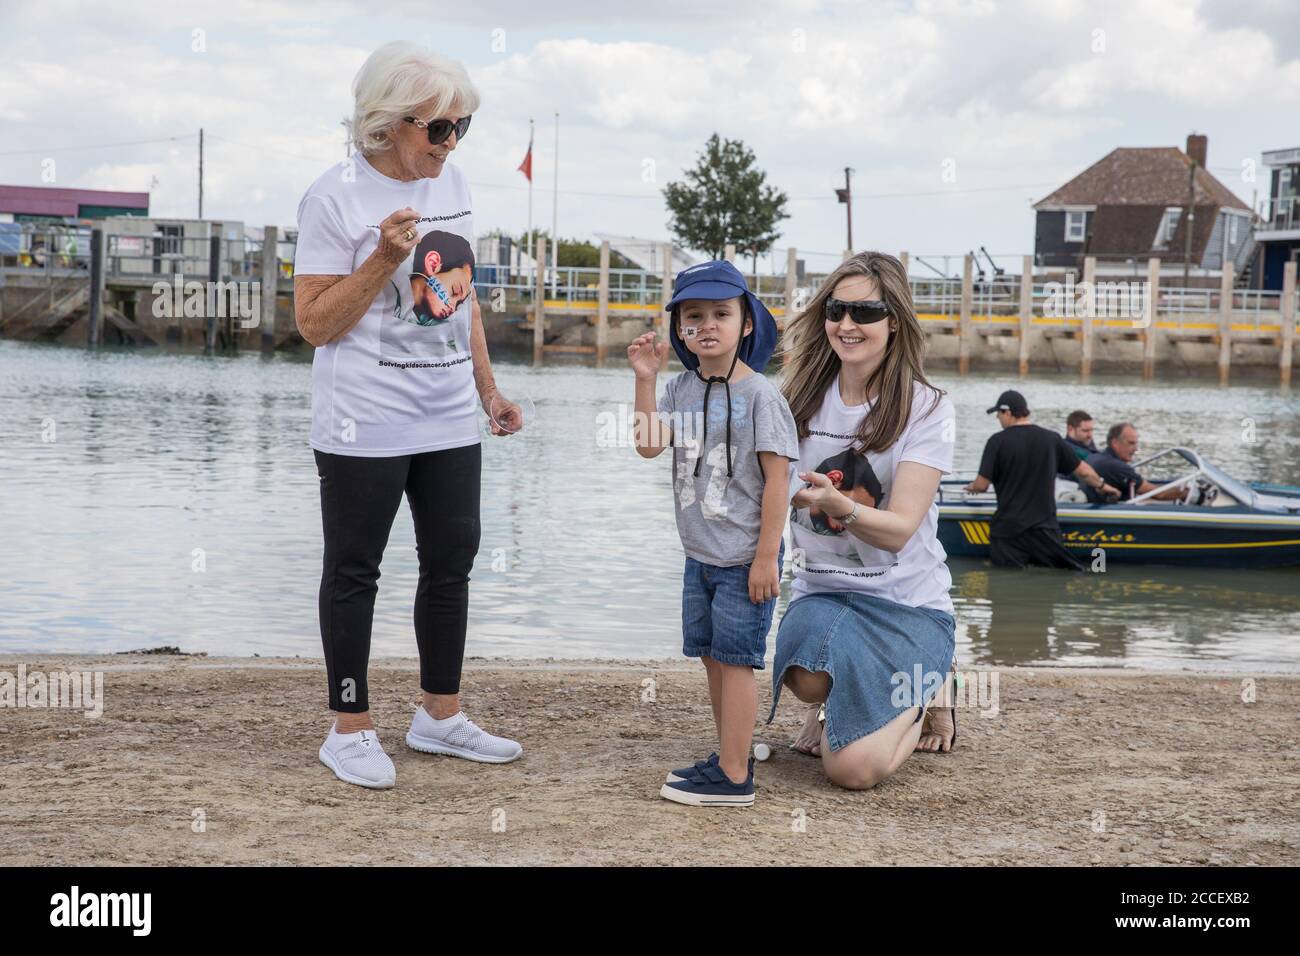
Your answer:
[660,759,754,807]
[665,751,719,784]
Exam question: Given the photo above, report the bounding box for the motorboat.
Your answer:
[938,447,1300,568]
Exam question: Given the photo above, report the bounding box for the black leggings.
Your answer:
[315,443,482,713]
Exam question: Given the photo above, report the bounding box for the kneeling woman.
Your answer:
[769,251,958,790]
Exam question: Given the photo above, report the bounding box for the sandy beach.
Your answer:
[1,653,1296,866]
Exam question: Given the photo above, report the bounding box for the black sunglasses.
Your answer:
[824,298,890,325]
[403,114,472,145]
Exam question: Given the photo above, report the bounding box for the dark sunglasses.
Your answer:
[824,298,890,325]
[403,114,472,145]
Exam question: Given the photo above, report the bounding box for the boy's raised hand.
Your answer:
[627,331,669,380]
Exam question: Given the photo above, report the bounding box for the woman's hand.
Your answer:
[792,470,850,515]
[748,554,780,604]
[374,207,422,267]
[484,389,523,436]
[627,331,669,380]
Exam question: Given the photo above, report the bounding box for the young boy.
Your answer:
[627,260,800,808]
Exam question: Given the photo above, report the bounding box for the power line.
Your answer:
[2,129,1064,203]
[0,133,197,156]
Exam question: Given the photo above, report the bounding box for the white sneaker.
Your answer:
[318,724,396,789]
[406,707,522,764]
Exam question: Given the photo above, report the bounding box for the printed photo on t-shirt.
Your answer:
[380,229,474,359]
[793,448,886,535]
[790,442,899,575]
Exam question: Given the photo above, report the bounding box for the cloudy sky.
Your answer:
[3,0,1297,273]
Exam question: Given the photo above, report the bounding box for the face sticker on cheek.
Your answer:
[683,326,698,338]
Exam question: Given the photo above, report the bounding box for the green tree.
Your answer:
[663,134,789,261]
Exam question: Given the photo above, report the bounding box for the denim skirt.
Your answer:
[767,590,956,752]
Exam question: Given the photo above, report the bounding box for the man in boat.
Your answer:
[1058,409,1099,492]
[1084,423,1185,503]
[965,390,1120,569]
[1062,410,1099,464]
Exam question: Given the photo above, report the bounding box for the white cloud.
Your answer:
[1,0,1292,258]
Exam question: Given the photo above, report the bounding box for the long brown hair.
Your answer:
[780,251,943,453]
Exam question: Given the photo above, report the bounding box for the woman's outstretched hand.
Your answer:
[792,470,847,513]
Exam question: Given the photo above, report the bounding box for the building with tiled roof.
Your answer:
[1033,134,1253,279]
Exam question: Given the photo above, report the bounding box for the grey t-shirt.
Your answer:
[656,370,801,567]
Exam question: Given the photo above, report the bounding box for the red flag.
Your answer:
[517,131,533,182]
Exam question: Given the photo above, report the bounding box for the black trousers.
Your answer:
[315,443,482,713]
[989,526,1084,571]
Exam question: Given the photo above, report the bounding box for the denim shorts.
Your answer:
[766,590,955,752]
[681,543,784,669]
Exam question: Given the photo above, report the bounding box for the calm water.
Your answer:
[2,340,1298,671]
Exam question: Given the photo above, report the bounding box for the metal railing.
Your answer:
[3,223,1296,328]
[1258,195,1299,232]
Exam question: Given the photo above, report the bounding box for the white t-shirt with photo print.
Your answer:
[788,375,956,613]
[294,151,479,457]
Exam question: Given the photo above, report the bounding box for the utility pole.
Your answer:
[835,167,854,252]
[1183,152,1196,286]
[198,127,204,219]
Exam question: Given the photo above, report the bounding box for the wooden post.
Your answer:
[1143,257,1160,380]
[1218,261,1234,386]
[843,249,853,263]
[723,244,736,263]
[899,251,909,275]
[259,225,278,353]
[958,253,973,375]
[1080,255,1096,380]
[659,242,673,342]
[1018,255,1032,377]
[205,233,221,353]
[595,239,610,366]
[784,247,798,328]
[1281,260,1296,387]
[87,227,106,348]
[533,236,547,365]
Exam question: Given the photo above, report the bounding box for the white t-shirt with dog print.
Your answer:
[788,376,955,613]
[294,152,479,457]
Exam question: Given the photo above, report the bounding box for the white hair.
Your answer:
[347,42,481,155]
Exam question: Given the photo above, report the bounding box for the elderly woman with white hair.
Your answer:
[294,42,523,789]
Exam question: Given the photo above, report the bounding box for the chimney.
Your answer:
[1186,132,1207,168]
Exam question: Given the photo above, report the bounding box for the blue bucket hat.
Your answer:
[664,259,778,375]
[664,259,779,479]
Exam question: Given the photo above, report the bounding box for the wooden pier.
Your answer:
[2,226,1296,383]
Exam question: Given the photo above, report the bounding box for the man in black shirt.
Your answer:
[965,391,1120,569]
[1084,423,1185,503]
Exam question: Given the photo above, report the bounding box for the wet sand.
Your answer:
[1,653,1297,866]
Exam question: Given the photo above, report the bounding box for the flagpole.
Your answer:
[551,111,559,296]
[526,117,534,282]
